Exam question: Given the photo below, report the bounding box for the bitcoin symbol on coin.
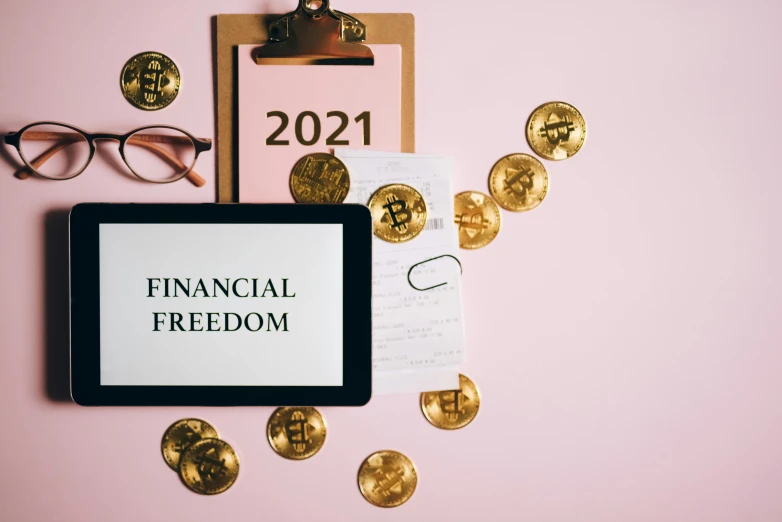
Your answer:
[453,191,501,249]
[284,410,314,453]
[383,195,412,231]
[421,374,481,430]
[368,184,427,243]
[194,448,228,481]
[173,426,199,453]
[438,390,467,422]
[290,153,350,203]
[140,59,169,104]
[503,165,535,198]
[373,465,407,499]
[357,451,418,508]
[526,101,586,160]
[538,113,575,145]
[120,52,180,111]
[458,212,489,232]
[489,153,549,212]
[179,438,239,495]
[267,407,327,460]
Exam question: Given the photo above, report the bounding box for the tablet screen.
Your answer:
[98,223,343,386]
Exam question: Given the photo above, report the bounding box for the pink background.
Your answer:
[1,0,781,520]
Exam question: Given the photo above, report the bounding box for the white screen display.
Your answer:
[98,223,343,386]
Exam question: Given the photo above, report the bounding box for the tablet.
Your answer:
[69,203,371,406]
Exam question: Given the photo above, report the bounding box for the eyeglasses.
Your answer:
[4,122,212,187]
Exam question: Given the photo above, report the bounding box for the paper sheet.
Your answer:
[337,148,464,394]
[237,44,402,202]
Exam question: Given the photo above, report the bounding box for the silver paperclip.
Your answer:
[407,254,463,291]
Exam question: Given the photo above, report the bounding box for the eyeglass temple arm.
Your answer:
[126,140,206,187]
[15,132,207,187]
[14,141,71,180]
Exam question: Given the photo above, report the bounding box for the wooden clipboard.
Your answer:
[216,8,415,202]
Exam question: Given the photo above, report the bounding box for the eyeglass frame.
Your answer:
[4,121,212,186]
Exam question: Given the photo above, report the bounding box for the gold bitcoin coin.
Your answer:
[454,191,501,249]
[161,418,219,471]
[368,184,427,243]
[357,450,418,508]
[526,101,586,160]
[120,52,181,111]
[489,153,549,212]
[421,374,481,430]
[290,153,350,204]
[179,438,239,495]
[267,407,327,460]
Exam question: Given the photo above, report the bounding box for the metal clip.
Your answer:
[257,0,373,65]
[407,255,463,292]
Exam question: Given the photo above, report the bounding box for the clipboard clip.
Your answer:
[255,0,374,66]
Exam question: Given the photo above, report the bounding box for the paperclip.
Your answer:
[407,254,463,291]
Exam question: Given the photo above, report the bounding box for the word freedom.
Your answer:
[147,277,295,333]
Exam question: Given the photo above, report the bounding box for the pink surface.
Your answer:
[238,44,401,202]
[1,1,782,521]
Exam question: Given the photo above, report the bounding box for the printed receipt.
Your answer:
[336,149,464,394]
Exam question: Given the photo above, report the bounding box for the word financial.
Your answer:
[147,277,295,333]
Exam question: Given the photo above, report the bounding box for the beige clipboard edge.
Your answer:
[215,13,415,203]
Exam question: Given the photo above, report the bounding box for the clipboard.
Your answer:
[216,1,415,202]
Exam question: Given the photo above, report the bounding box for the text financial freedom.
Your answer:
[147,278,295,333]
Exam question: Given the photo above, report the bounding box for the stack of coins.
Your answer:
[161,418,239,495]
[455,101,586,250]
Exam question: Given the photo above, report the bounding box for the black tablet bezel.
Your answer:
[69,203,371,406]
